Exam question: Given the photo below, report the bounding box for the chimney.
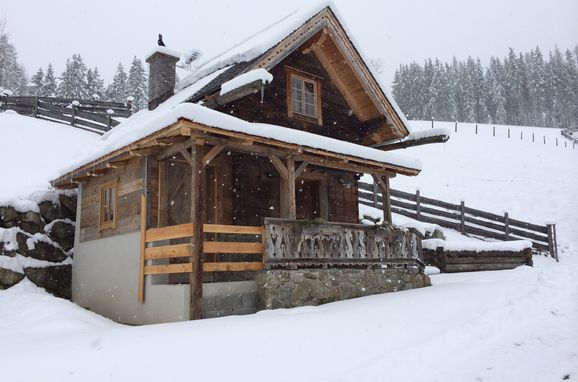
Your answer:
[146,48,180,110]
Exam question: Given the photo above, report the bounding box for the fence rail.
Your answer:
[358,182,558,261]
[562,128,578,144]
[0,96,132,134]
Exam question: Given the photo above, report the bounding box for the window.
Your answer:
[99,179,118,230]
[286,67,322,125]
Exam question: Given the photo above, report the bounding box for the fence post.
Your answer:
[70,100,78,126]
[455,121,458,132]
[532,133,535,142]
[475,124,478,134]
[416,189,421,219]
[543,136,546,144]
[520,131,523,140]
[431,118,434,129]
[556,138,558,147]
[546,223,558,262]
[508,128,510,138]
[33,96,39,118]
[493,126,495,137]
[372,182,379,208]
[504,212,510,240]
[460,200,465,233]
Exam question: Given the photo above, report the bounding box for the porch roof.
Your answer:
[52,103,422,186]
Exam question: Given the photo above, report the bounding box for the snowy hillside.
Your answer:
[0,110,98,205]
[0,114,576,381]
[389,120,578,257]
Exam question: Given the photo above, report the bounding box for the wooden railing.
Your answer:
[263,218,423,269]
[358,182,559,261]
[138,195,264,302]
[0,96,132,134]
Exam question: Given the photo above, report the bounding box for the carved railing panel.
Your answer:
[264,218,422,267]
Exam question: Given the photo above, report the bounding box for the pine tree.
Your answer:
[43,63,57,97]
[30,68,44,96]
[106,63,128,103]
[0,22,28,95]
[127,57,148,110]
[57,54,89,99]
[86,67,105,100]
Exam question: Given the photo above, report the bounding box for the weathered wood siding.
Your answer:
[79,157,145,242]
[232,154,358,225]
[217,50,365,144]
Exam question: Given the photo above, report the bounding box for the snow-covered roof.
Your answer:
[55,103,421,180]
[173,2,413,134]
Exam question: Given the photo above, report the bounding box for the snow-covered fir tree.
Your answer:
[43,64,57,97]
[127,57,148,110]
[106,63,128,103]
[57,54,89,99]
[391,45,578,128]
[0,22,27,95]
[86,67,105,100]
[30,68,44,96]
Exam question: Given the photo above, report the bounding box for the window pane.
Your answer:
[304,81,315,95]
[305,103,315,117]
[293,98,303,114]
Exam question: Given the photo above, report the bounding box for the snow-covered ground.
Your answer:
[0,110,98,206]
[0,114,577,381]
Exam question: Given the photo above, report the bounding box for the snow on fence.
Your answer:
[358,182,559,261]
[0,96,133,134]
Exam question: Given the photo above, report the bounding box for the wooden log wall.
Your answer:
[79,156,145,242]
[215,49,366,144]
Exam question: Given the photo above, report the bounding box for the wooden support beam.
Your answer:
[203,145,225,166]
[138,194,146,303]
[157,141,190,160]
[372,174,392,224]
[154,136,189,146]
[319,179,329,220]
[189,139,205,320]
[374,134,450,151]
[129,147,159,157]
[295,161,309,178]
[270,155,289,180]
[286,157,296,220]
[180,149,194,167]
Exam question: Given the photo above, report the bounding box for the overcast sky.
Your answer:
[3,0,578,88]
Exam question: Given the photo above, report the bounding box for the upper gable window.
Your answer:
[286,67,322,125]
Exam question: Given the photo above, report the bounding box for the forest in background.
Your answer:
[2,19,578,125]
[0,22,149,111]
[392,46,578,128]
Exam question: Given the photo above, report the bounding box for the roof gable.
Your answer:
[178,4,411,139]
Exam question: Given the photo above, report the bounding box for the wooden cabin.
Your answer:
[52,5,442,324]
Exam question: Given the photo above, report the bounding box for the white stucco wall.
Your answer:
[72,187,190,325]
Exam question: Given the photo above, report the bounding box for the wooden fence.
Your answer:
[0,96,132,134]
[358,182,558,261]
[562,128,578,144]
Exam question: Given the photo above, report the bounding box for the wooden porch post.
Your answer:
[187,138,206,320]
[270,156,296,220]
[286,157,296,220]
[372,174,392,224]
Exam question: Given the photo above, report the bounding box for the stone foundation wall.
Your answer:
[0,192,76,298]
[256,268,431,310]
